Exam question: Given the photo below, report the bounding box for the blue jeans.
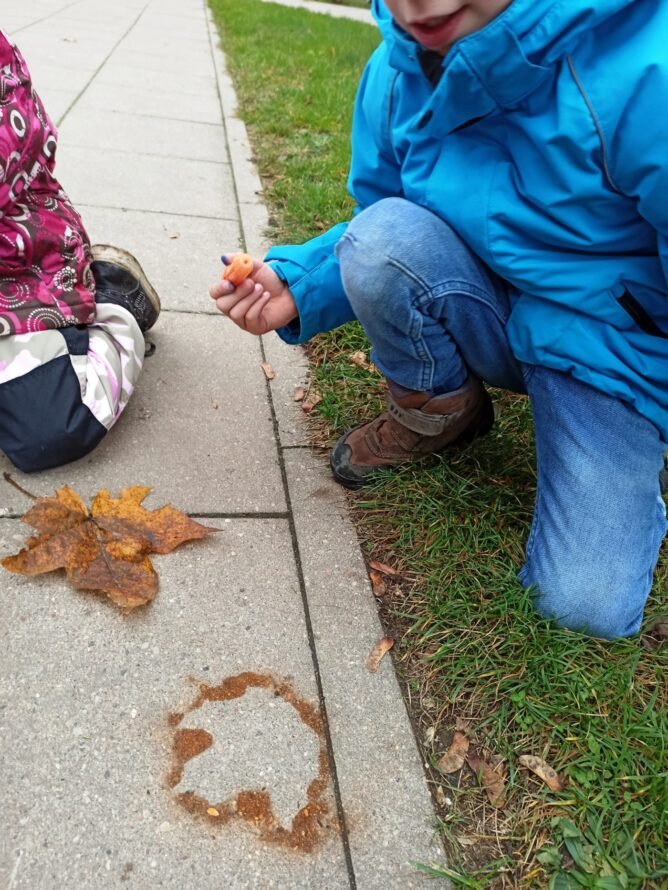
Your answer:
[336,198,667,639]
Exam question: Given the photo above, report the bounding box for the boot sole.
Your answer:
[91,244,161,330]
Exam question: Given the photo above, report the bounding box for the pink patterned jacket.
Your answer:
[0,30,95,336]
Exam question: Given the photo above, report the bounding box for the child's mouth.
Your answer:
[409,9,465,51]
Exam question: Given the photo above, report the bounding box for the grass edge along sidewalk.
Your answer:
[209,1,668,886]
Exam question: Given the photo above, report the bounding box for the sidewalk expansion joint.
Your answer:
[10,0,82,35]
[188,512,290,520]
[56,2,152,128]
[64,142,229,166]
[258,335,359,890]
[75,202,238,223]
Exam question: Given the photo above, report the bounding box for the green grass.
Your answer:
[209,1,668,886]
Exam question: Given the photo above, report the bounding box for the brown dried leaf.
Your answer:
[466,754,507,808]
[260,362,275,380]
[368,569,387,597]
[641,617,668,650]
[367,636,394,672]
[293,386,305,402]
[518,755,564,792]
[437,731,470,774]
[368,559,399,577]
[457,836,478,847]
[2,485,213,610]
[301,392,322,414]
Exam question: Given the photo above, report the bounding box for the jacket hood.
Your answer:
[371,0,637,132]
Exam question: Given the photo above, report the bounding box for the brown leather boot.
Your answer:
[330,376,494,488]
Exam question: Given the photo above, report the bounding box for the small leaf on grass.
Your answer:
[519,755,564,792]
[368,569,387,597]
[466,754,506,808]
[293,386,305,402]
[301,392,322,413]
[437,731,470,774]
[260,362,275,380]
[367,636,394,672]
[456,836,477,847]
[2,485,213,610]
[641,616,668,650]
[455,716,472,733]
[368,559,398,577]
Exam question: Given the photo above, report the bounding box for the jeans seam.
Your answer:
[520,482,542,582]
[387,257,510,326]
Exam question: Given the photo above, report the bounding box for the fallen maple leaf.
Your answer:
[2,485,213,610]
[437,731,470,774]
[367,636,394,672]
[518,755,564,792]
[260,362,275,380]
[466,754,506,808]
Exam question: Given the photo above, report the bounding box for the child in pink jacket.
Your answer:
[0,31,160,472]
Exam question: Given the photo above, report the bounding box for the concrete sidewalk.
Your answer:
[0,1,444,887]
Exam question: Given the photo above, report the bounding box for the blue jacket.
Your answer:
[267,0,668,440]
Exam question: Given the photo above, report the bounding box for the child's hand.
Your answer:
[209,255,298,335]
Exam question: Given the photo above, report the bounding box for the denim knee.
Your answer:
[338,198,410,316]
[520,560,648,639]
[337,197,461,315]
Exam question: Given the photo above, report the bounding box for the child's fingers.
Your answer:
[209,279,234,300]
[225,283,266,327]
[213,278,255,313]
[244,291,271,326]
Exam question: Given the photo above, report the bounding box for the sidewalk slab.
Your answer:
[0,314,286,516]
[55,147,235,219]
[74,81,222,125]
[110,47,216,77]
[94,65,222,97]
[61,108,228,162]
[24,62,96,95]
[261,334,312,448]
[283,450,445,887]
[0,518,349,890]
[80,206,240,314]
[10,34,119,69]
[0,0,445,886]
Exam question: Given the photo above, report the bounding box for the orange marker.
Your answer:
[222,253,253,286]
